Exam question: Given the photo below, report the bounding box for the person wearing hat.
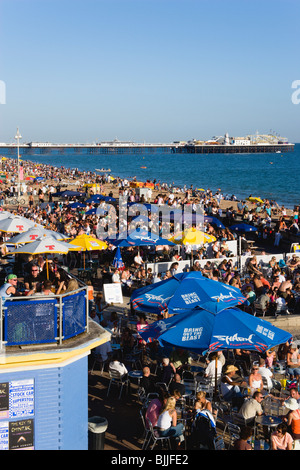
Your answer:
[220,364,247,407]
[285,397,300,440]
[286,343,300,381]
[0,274,18,303]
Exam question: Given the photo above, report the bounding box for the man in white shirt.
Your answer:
[258,358,273,390]
[109,354,128,378]
[204,353,223,382]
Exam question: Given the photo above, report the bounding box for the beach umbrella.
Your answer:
[131,271,246,315]
[68,234,108,268]
[0,215,38,233]
[204,216,225,229]
[9,235,82,279]
[0,211,13,218]
[6,226,69,245]
[169,228,216,245]
[85,207,107,216]
[86,194,116,203]
[67,202,86,209]
[112,246,125,270]
[139,307,292,354]
[53,190,85,198]
[108,229,176,248]
[229,223,257,232]
[247,197,264,204]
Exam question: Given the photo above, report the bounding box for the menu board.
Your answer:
[103,283,123,304]
[0,379,35,450]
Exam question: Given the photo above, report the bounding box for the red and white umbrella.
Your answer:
[0,215,39,233]
[9,235,82,279]
[9,235,81,255]
[6,226,69,245]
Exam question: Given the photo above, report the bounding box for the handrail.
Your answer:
[0,286,89,348]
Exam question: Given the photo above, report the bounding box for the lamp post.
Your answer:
[14,127,22,198]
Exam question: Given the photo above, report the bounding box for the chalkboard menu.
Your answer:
[0,379,35,450]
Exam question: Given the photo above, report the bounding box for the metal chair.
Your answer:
[146,418,171,450]
[213,435,226,450]
[139,409,152,450]
[90,351,112,375]
[227,422,241,449]
[106,369,129,399]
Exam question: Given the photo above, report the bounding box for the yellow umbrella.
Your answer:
[169,228,216,245]
[68,234,108,268]
[247,197,264,204]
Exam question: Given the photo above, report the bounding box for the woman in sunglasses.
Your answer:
[248,365,264,392]
[271,422,293,450]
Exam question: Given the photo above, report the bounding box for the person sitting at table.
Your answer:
[232,426,253,450]
[108,352,128,379]
[53,268,67,295]
[169,348,192,376]
[235,349,251,375]
[285,397,300,440]
[140,366,157,395]
[28,280,54,296]
[157,357,176,387]
[204,352,223,382]
[105,311,119,333]
[258,358,274,391]
[156,396,185,447]
[220,365,247,408]
[136,313,148,347]
[271,422,293,450]
[120,327,135,355]
[168,373,186,397]
[145,388,169,428]
[286,342,300,381]
[248,364,264,391]
[239,391,264,425]
[64,278,79,293]
[24,264,43,293]
[194,391,212,413]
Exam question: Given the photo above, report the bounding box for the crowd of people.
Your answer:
[0,157,300,450]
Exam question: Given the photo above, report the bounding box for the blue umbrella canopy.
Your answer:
[67,202,86,209]
[204,216,225,229]
[139,307,292,355]
[229,223,257,232]
[86,194,116,203]
[131,271,246,315]
[112,246,125,269]
[108,229,176,248]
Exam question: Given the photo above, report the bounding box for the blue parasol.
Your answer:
[229,223,257,232]
[139,307,292,355]
[112,246,125,269]
[108,229,176,248]
[131,271,246,315]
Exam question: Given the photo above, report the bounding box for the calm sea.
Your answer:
[4,143,300,209]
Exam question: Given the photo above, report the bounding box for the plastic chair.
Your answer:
[106,369,129,399]
[213,435,226,450]
[146,418,171,450]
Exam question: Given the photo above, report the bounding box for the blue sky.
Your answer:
[0,0,299,143]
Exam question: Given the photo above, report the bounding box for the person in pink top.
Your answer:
[271,422,293,450]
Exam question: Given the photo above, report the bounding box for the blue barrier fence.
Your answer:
[1,288,88,347]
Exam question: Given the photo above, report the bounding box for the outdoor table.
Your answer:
[255,414,282,440]
[128,370,143,386]
[111,344,121,350]
[189,365,205,374]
